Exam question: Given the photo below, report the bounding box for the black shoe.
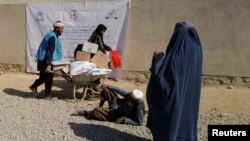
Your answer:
[43,94,51,100]
[35,94,44,99]
[29,86,38,95]
[35,93,51,99]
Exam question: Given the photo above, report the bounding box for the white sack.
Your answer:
[70,61,96,77]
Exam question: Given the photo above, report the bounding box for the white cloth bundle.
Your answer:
[70,61,96,77]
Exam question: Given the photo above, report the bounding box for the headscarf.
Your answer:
[94,24,107,36]
[146,21,203,141]
[88,24,107,44]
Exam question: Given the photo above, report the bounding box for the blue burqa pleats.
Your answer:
[146,21,203,141]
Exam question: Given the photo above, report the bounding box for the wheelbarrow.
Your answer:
[70,73,107,100]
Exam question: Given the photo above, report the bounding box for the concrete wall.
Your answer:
[124,0,250,77]
[0,4,26,71]
[0,0,250,77]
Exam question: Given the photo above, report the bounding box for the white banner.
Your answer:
[26,0,130,78]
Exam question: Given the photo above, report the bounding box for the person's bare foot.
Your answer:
[71,110,89,117]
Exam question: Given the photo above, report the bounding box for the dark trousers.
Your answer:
[30,60,54,95]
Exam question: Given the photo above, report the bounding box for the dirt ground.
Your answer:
[200,85,250,115]
[0,73,249,141]
[1,73,250,115]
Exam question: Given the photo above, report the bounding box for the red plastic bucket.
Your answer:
[110,50,121,68]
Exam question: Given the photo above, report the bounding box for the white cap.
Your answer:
[131,89,143,101]
[53,21,64,27]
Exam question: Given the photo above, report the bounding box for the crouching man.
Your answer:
[72,84,145,126]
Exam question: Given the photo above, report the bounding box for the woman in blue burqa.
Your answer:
[146,21,203,141]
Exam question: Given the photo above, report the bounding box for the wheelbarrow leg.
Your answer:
[73,84,77,100]
[73,83,86,100]
[82,82,90,100]
[73,84,81,100]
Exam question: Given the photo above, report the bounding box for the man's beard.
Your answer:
[57,31,62,36]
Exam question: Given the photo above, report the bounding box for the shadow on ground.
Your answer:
[3,88,35,99]
[68,122,151,141]
[3,79,75,100]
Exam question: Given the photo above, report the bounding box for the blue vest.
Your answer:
[36,31,62,61]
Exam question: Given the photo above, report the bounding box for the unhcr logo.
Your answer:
[70,10,78,21]
[35,11,45,22]
[105,10,118,20]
